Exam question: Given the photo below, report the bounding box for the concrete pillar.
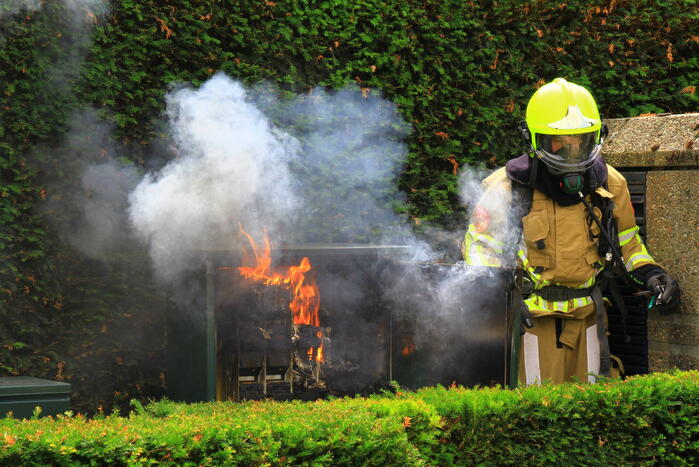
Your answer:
[603,113,699,371]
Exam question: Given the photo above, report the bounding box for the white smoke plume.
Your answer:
[128,73,416,283]
[375,164,519,384]
[128,74,301,282]
[0,0,108,20]
[278,86,409,244]
[58,70,522,386]
[74,160,140,258]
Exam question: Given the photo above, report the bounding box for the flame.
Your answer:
[316,344,324,363]
[238,227,324,361]
[315,331,325,363]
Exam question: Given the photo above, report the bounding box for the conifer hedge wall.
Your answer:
[0,0,697,410]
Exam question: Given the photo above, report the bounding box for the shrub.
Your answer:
[0,371,696,466]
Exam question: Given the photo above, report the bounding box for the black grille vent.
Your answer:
[606,170,648,376]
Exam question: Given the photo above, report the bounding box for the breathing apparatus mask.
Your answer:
[536,131,602,194]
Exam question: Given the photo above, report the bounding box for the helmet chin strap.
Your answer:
[560,172,584,194]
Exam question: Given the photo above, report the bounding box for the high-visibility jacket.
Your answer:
[462,164,658,315]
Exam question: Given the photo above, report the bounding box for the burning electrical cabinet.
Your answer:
[214,245,391,402]
[166,245,514,403]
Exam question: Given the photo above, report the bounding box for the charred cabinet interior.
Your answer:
[390,265,510,390]
[166,247,513,403]
[214,246,397,402]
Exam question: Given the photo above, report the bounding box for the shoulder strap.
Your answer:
[590,182,619,264]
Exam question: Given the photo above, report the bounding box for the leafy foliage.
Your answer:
[0,0,697,411]
[80,0,698,223]
[0,371,697,465]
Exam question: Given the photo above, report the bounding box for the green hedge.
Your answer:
[1,371,697,466]
[81,0,699,222]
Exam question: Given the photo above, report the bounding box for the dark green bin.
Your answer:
[0,376,71,419]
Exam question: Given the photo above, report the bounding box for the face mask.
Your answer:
[535,131,601,177]
[560,172,584,194]
[545,164,584,195]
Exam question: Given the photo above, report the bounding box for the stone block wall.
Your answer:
[603,113,699,372]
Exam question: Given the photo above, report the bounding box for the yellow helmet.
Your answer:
[525,78,603,174]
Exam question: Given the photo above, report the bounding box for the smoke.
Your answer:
[128,73,412,283]
[0,0,41,19]
[74,161,141,258]
[271,86,410,244]
[128,74,301,282]
[0,0,108,19]
[56,70,521,388]
[0,0,110,89]
[37,107,142,259]
[124,72,519,360]
[62,0,110,17]
[375,163,520,385]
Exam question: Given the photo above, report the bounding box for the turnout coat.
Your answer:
[462,158,657,384]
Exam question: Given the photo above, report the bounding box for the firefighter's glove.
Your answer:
[647,273,681,315]
[521,300,534,334]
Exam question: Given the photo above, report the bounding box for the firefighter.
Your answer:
[462,78,680,384]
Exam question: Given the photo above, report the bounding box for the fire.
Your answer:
[315,331,325,363]
[401,344,415,357]
[238,227,324,361]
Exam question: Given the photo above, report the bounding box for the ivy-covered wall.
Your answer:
[0,0,697,411]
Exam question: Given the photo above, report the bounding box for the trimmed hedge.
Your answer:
[1,371,697,466]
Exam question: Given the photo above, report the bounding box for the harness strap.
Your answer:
[591,285,611,377]
[600,271,631,344]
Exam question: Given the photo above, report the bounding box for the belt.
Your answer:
[531,283,611,378]
[535,285,594,301]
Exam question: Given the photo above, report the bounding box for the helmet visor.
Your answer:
[535,132,600,173]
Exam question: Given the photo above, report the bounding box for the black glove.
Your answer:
[646,272,681,315]
[519,300,534,334]
[630,264,681,315]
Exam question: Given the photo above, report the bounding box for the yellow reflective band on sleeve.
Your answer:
[626,253,654,271]
[463,227,502,267]
[618,226,640,246]
[517,249,528,266]
[465,225,503,252]
[466,244,502,267]
[624,240,655,271]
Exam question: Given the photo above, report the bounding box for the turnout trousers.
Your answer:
[518,303,607,384]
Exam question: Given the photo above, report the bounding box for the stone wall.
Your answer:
[603,113,699,372]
